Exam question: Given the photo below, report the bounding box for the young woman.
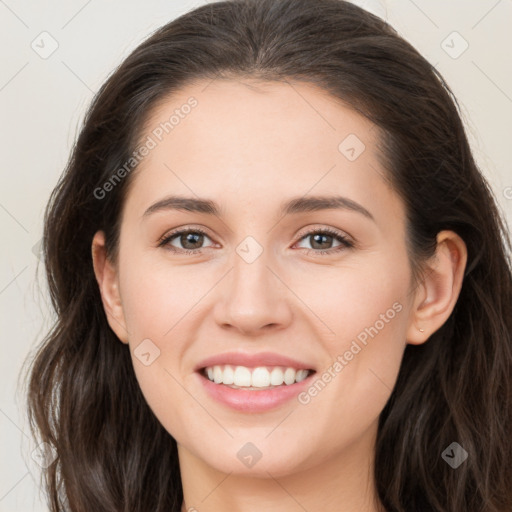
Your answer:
[25,0,512,510]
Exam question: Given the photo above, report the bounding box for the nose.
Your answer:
[213,247,293,336]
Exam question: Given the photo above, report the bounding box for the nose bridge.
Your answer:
[213,235,292,334]
[233,239,272,298]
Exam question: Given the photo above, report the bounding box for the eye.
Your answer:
[294,228,353,255]
[157,226,354,256]
[158,227,215,253]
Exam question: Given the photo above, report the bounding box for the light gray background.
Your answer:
[1,0,511,510]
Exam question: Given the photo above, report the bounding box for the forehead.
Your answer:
[124,78,401,226]
[140,78,379,157]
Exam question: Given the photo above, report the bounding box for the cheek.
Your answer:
[293,249,411,350]
[293,251,412,420]
[119,252,206,341]
[118,256,203,438]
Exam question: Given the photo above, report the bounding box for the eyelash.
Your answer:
[157,226,354,256]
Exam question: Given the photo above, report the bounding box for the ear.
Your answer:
[91,231,129,344]
[406,230,468,345]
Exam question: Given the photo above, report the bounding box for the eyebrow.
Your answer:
[142,194,374,221]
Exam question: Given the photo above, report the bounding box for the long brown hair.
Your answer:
[23,0,512,510]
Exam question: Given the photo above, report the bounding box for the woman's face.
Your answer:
[104,79,420,477]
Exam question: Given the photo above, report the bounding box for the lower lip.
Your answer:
[197,371,315,413]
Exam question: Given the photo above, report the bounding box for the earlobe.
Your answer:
[91,231,129,344]
[406,230,468,345]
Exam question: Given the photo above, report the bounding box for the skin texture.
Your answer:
[92,79,467,512]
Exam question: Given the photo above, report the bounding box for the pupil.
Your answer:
[182,232,203,249]
[312,234,331,249]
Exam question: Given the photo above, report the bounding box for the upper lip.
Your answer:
[195,351,316,372]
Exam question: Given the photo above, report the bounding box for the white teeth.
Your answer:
[213,366,223,384]
[283,368,296,385]
[203,365,312,388]
[251,367,270,388]
[233,366,252,387]
[223,365,234,385]
[295,369,309,382]
[270,367,284,386]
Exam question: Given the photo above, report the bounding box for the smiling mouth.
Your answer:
[200,364,316,390]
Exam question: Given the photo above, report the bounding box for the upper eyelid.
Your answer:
[296,225,350,240]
